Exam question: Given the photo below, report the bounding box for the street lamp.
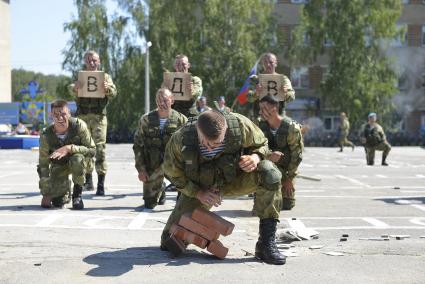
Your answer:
[145,41,152,114]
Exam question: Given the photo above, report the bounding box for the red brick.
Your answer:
[178,214,220,241]
[170,223,209,249]
[207,240,229,259]
[191,208,235,236]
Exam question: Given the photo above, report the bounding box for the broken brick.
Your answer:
[192,208,235,236]
[170,223,209,249]
[178,214,220,241]
[207,240,229,259]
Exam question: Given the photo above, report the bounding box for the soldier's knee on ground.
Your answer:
[69,154,86,176]
[96,143,106,160]
[257,160,282,191]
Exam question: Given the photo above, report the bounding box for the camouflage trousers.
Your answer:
[339,133,354,148]
[365,142,391,163]
[143,168,166,206]
[281,178,296,210]
[39,154,87,202]
[78,113,107,175]
[161,163,282,243]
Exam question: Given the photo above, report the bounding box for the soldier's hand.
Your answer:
[268,151,284,163]
[281,84,288,93]
[259,103,272,120]
[73,81,82,92]
[50,145,72,160]
[282,179,294,198]
[138,170,149,182]
[239,154,260,172]
[103,81,109,92]
[188,81,193,95]
[196,189,222,207]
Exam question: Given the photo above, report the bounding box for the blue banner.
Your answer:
[0,103,20,125]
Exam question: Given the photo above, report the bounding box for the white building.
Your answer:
[0,0,11,103]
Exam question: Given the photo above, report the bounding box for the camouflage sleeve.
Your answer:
[246,75,259,103]
[179,113,188,126]
[191,76,203,100]
[283,75,295,103]
[377,124,387,141]
[38,133,51,191]
[70,120,96,157]
[285,123,304,180]
[234,113,269,159]
[133,115,148,173]
[162,130,200,198]
[105,73,117,98]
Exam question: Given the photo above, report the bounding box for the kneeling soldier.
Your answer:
[133,88,188,209]
[160,110,286,265]
[38,100,96,209]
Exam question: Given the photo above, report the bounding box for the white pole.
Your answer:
[144,41,151,114]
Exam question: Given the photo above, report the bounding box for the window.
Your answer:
[323,116,339,132]
[291,67,309,89]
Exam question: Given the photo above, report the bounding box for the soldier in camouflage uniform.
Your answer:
[258,95,303,211]
[160,110,286,265]
[360,113,391,166]
[133,88,188,209]
[38,100,95,209]
[170,54,203,117]
[246,53,295,123]
[71,50,117,196]
[338,112,355,152]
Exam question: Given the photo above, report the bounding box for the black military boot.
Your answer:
[381,154,389,166]
[158,191,166,205]
[83,173,94,191]
[338,146,343,152]
[72,184,84,210]
[255,218,286,265]
[96,174,105,196]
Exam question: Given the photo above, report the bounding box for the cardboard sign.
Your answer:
[163,72,192,101]
[77,71,105,98]
[258,74,287,101]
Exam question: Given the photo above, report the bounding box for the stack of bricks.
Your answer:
[164,208,235,259]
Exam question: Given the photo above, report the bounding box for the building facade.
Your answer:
[276,0,425,135]
[0,0,11,103]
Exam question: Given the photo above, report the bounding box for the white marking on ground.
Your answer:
[0,172,21,179]
[35,214,62,227]
[127,211,150,230]
[297,190,325,193]
[416,174,425,178]
[410,204,425,212]
[362,218,389,228]
[83,216,124,228]
[375,175,388,178]
[409,218,425,226]
[334,175,371,188]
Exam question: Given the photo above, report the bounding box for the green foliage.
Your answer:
[288,0,402,129]
[11,69,72,102]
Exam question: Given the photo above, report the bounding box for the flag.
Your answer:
[237,60,259,105]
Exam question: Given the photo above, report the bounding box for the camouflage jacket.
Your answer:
[339,118,350,136]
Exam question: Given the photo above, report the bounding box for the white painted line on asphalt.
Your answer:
[375,175,388,178]
[297,190,325,193]
[83,216,124,228]
[334,175,371,188]
[410,204,425,212]
[35,214,62,227]
[362,218,389,228]
[410,218,425,226]
[416,174,425,178]
[127,211,150,230]
[311,226,425,230]
[0,172,21,179]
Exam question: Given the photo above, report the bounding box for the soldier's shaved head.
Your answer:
[197,110,227,140]
[155,88,174,110]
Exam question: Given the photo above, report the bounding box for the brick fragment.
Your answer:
[178,214,220,241]
[170,223,208,249]
[192,208,235,236]
[207,240,229,259]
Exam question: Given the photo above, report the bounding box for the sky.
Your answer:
[11,0,118,76]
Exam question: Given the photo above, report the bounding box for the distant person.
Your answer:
[0,124,12,134]
[360,113,391,166]
[133,88,187,209]
[70,50,117,196]
[14,123,29,135]
[196,96,212,113]
[170,54,203,117]
[37,100,95,209]
[338,112,355,152]
[214,96,231,114]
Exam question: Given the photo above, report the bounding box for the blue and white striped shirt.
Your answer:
[199,142,226,158]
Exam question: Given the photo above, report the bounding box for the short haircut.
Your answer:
[175,54,188,61]
[84,50,99,60]
[260,95,279,106]
[261,52,277,63]
[197,110,227,140]
[51,100,68,111]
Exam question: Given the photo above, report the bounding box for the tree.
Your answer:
[288,0,403,128]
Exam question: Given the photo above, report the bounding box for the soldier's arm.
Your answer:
[163,131,200,198]
[235,113,269,159]
[70,120,96,157]
[133,116,148,173]
[38,134,51,191]
[283,75,295,103]
[286,123,304,180]
[105,73,117,98]
[191,76,203,100]
[379,125,387,141]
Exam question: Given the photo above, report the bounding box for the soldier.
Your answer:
[360,113,391,166]
[170,54,203,117]
[196,96,212,113]
[133,88,188,209]
[160,110,286,265]
[71,50,117,196]
[338,112,355,152]
[246,53,295,122]
[258,95,303,211]
[214,96,231,114]
[38,100,95,209]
